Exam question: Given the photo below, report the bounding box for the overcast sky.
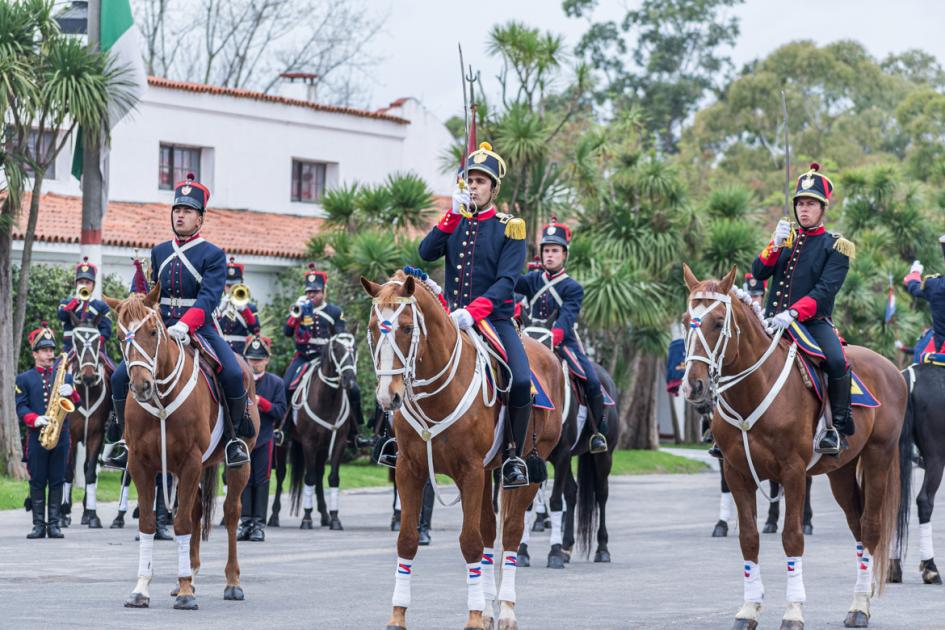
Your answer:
[366,0,945,120]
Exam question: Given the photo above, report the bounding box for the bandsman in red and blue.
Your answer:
[56,257,113,361]
[752,163,856,455]
[106,173,255,469]
[238,335,286,542]
[16,324,81,539]
[902,236,945,359]
[515,218,608,454]
[214,256,260,354]
[418,141,533,488]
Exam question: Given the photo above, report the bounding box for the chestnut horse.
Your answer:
[362,271,563,630]
[682,265,909,630]
[105,285,259,610]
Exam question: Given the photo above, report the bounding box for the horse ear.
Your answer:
[103,294,121,310]
[360,276,381,297]
[718,265,738,294]
[143,282,161,308]
[403,276,416,296]
[682,263,700,292]
[348,321,359,336]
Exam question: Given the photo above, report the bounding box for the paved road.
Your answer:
[1,468,942,630]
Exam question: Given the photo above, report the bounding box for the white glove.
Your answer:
[911,260,924,275]
[451,188,471,215]
[295,296,308,308]
[58,384,74,398]
[773,219,792,248]
[450,308,474,331]
[167,321,190,343]
[34,416,50,428]
[766,310,795,333]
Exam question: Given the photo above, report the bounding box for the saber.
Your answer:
[459,43,470,187]
[780,90,796,248]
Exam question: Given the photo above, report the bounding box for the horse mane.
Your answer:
[114,293,161,327]
[696,279,768,337]
[376,270,445,320]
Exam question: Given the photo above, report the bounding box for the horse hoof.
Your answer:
[384,626,407,630]
[267,514,280,528]
[320,512,331,527]
[173,594,198,610]
[497,619,518,630]
[300,519,313,530]
[923,571,943,585]
[547,552,565,569]
[132,506,139,519]
[60,514,71,528]
[712,520,729,537]
[887,559,902,583]
[762,521,778,534]
[803,524,813,536]
[517,543,530,568]
[843,611,869,628]
[223,585,245,601]
[80,509,90,526]
[88,514,103,529]
[110,516,125,529]
[391,520,400,532]
[731,619,758,630]
[330,518,344,531]
[124,592,150,608]
[594,548,611,563]
[780,620,804,630]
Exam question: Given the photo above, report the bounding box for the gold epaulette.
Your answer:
[923,273,942,290]
[498,213,526,240]
[831,233,856,259]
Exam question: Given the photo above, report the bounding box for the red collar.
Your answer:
[175,233,202,246]
[544,268,567,280]
[472,206,496,221]
[35,366,52,375]
[799,225,825,236]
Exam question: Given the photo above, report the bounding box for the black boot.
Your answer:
[708,443,724,459]
[46,485,64,539]
[225,394,251,467]
[502,403,530,488]
[417,482,434,546]
[154,483,173,541]
[103,398,128,469]
[586,389,608,454]
[249,482,268,542]
[26,487,46,539]
[818,372,853,455]
[347,386,365,448]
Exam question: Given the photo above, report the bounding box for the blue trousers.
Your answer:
[561,340,602,394]
[112,326,246,400]
[804,319,848,378]
[492,318,531,408]
[26,428,68,493]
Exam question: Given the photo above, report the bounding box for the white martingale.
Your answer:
[328,487,339,512]
[466,561,485,611]
[481,548,497,602]
[785,556,806,602]
[303,484,315,510]
[85,483,97,510]
[497,551,518,603]
[719,491,734,522]
[549,509,564,546]
[176,533,192,577]
[854,542,873,593]
[743,560,764,603]
[392,557,412,608]
[137,531,155,578]
[919,522,934,561]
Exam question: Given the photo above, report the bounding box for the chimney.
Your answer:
[279,72,319,102]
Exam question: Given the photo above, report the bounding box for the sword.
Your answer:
[458,43,472,218]
[780,90,796,248]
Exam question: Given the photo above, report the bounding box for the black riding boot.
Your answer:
[225,394,251,467]
[818,371,853,455]
[154,482,173,540]
[372,416,398,468]
[418,481,434,546]
[103,398,128,469]
[249,481,268,541]
[502,403,530,488]
[26,487,46,539]
[586,388,608,454]
[46,485,64,539]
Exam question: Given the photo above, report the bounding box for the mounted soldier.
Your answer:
[752,162,856,455]
[418,141,532,488]
[516,217,608,454]
[105,173,255,469]
[16,325,81,539]
[57,256,113,360]
[215,256,260,355]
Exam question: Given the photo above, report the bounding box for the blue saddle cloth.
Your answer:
[787,322,880,408]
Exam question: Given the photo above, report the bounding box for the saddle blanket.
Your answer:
[201,405,225,463]
[788,322,880,408]
[476,319,555,411]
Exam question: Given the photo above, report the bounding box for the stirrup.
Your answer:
[374,437,398,469]
[589,432,608,454]
[502,456,529,488]
[814,427,842,455]
[102,441,129,470]
[225,438,250,468]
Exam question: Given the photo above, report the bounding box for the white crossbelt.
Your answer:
[157,237,206,284]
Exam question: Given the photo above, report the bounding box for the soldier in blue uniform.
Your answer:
[57,257,113,357]
[903,236,945,359]
[16,325,80,539]
[516,218,608,454]
[752,163,856,454]
[215,256,260,355]
[106,174,254,469]
[418,141,532,488]
[238,335,286,542]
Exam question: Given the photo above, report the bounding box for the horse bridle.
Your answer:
[684,291,736,404]
[368,290,426,385]
[322,333,356,385]
[72,326,103,375]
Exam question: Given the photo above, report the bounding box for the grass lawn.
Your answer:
[1,449,706,511]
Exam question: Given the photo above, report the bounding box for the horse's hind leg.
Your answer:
[480,470,498,629]
[62,441,76,527]
[916,456,944,584]
[223,464,250,601]
[456,465,486,630]
[386,465,424,630]
[561,467,577,562]
[268,442,286,526]
[826,463,871,627]
[546,454,568,569]
[171,460,202,610]
[327,438,344,530]
[497,483,540,630]
[594,452,613,563]
[84,431,104,528]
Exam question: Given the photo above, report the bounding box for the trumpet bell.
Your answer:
[77,286,92,301]
[230,283,251,309]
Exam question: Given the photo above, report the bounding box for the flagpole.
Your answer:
[81,0,105,299]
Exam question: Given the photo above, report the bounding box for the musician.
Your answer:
[16,325,80,539]
[107,173,255,469]
[215,256,260,355]
[752,163,855,454]
[903,234,945,359]
[516,218,608,454]
[239,335,286,542]
[57,256,113,357]
[418,141,532,488]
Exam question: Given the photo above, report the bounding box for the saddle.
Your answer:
[786,322,880,409]
[191,333,222,404]
[475,319,555,410]
[289,357,320,391]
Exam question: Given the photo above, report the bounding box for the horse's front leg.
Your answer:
[84,430,104,528]
[268,441,286,527]
[125,461,156,608]
[453,464,486,629]
[171,457,202,610]
[386,462,425,630]
[726,462,763,630]
[496,482,540,630]
[327,432,344,530]
[546,453,568,569]
[778,468,809,630]
[223,462,250,601]
[62,439,76,527]
[480,468,498,630]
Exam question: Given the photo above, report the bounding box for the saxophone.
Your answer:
[39,354,76,450]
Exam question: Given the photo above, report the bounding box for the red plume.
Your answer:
[809,162,821,172]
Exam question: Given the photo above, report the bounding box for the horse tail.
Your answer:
[200,465,217,542]
[289,437,305,516]
[894,374,916,563]
[576,450,598,557]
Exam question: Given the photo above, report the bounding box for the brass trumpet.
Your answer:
[76,285,92,301]
[230,283,251,310]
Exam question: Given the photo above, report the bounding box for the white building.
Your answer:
[15,75,453,303]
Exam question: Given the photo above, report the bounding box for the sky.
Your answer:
[365,0,945,120]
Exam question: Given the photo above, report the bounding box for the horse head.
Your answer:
[71,310,103,385]
[326,330,358,391]
[104,283,167,404]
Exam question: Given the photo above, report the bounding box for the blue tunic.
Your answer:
[906,274,945,352]
[216,301,261,354]
[283,301,346,391]
[16,360,75,490]
[57,297,112,352]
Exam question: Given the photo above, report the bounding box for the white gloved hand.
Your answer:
[450,308,475,331]
[34,416,50,428]
[773,219,792,248]
[167,321,190,343]
[58,383,74,398]
[451,188,471,215]
[295,296,308,308]
[766,310,795,333]
[911,260,924,275]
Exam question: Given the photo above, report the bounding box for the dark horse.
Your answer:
[519,308,620,569]
[62,311,112,529]
[288,333,358,530]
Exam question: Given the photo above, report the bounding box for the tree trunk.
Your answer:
[12,173,44,360]
[618,352,660,450]
[0,211,27,478]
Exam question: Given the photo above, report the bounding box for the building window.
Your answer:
[291,159,327,203]
[20,130,56,179]
[159,144,201,189]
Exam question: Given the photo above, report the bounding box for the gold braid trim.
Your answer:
[504,217,526,240]
[833,236,856,259]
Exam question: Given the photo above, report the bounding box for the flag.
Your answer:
[884,273,896,325]
[72,0,148,180]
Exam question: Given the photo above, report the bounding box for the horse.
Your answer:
[889,361,944,585]
[104,284,259,610]
[62,311,113,529]
[682,265,909,630]
[519,307,620,569]
[265,432,289,527]
[287,332,358,530]
[362,271,563,630]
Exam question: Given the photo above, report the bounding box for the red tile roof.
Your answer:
[147,76,410,125]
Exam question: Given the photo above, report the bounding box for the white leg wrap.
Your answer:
[743,560,764,603]
[303,484,315,510]
[534,487,547,513]
[481,547,497,601]
[497,551,518,603]
[783,601,804,623]
[394,492,401,511]
[854,542,873,593]
[849,591,870,615]
[328,486,339,512]
[719,491,734,522]
[118,484,129,512]
[392,557,412,608]
[176,534,192,577]
[466,561,485,611]
[132,576,152,598]
[549,509,564,546]
[137,532,155,578]
[919,522,934,561]
[785,556,806,603]
[85,483,97,510]
[64,482,72,502]
[521,513,531,545]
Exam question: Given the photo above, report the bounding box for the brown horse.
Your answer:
[105,285,259,610]
[362,271,563,630]
[62,312,112,529]
[682,265,909,630]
